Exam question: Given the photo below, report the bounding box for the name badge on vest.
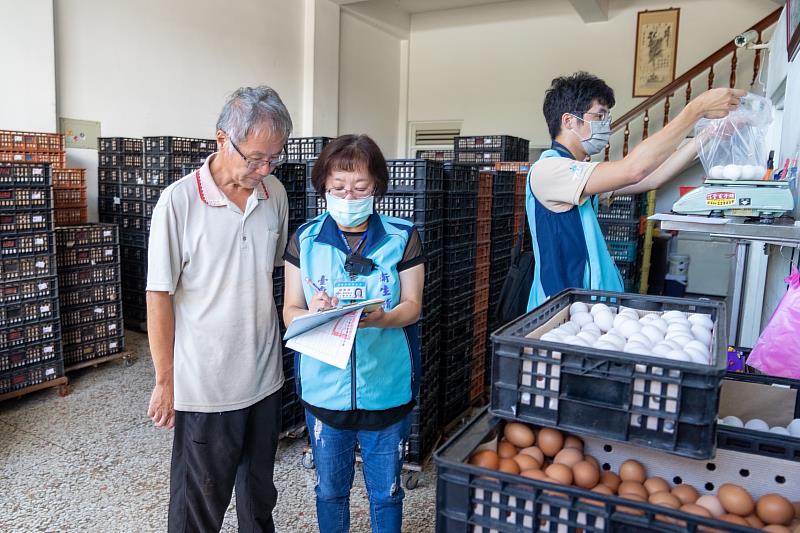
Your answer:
[333,280,368,301]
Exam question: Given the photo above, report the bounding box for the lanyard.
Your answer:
[338,229,368,256]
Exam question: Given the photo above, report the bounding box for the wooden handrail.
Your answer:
[611,7,782,133]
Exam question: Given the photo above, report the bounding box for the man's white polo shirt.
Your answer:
[146,153,287,412]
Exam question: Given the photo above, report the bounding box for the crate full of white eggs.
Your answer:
[490,289,727,459]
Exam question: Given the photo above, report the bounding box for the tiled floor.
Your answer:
[0,330,437,532]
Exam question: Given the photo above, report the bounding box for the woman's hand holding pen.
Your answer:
[309,291,338,313]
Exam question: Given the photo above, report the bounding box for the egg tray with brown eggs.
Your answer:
[454,415,800,532]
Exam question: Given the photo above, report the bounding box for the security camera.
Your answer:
[734,29,769,49]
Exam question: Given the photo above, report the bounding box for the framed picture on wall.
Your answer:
[633,8,680,97]
[788,0,800,61]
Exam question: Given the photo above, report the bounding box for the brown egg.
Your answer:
[618,493,647,516]
[504,422,535,448]
[563,435,584,451]
[793,502,800,519]
[618,460,647,484]
[469,450,499,470]
[521,469,548,481]
[763,526,792,533]
[497,441,518,459]
[513,453,540,472]
[718,514,750,526]
[672,484,700,505]
[649,491,681,509]
[537,428,564,457]
[546,463,573,485]
[554,447,584,468]
[573,460,600,489]
[746,514,766,529]
[644,477,670,496]
[600,471,622,493]
[518,446,545,467]
[718,483,754,517]
[681,503,713,518]
[618,481,648,500]
[583,455,600,470]
[498,457,521,475]
[758,494,795,526]
[580,483,613,507]
[696,495,726,518]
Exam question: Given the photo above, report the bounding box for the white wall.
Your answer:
[1,0,56,132]
[338,11,402,157]
[408,0,778,147]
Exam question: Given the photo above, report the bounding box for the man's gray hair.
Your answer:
[216,86,293,152]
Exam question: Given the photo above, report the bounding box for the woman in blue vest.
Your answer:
[282,134,424,533]
[526,72,745,310]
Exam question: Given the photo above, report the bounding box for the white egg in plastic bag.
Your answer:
[570,302,589,315]
[594,311,614,333]
[744,418,769,431]
[720,415,744,427]
[722,164,741,180]
[740,164,758,180]
[688,313,714,329]
[708,165,725,179]
[590,303,610,316]
[691,325,712,346]
[640,325,664,344]
[571,312,594,327]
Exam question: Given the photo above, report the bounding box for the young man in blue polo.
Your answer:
[525,72,745,310]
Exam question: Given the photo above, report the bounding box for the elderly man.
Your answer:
[146,85,291,532]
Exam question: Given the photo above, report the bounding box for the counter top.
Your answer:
[654,215,800,246]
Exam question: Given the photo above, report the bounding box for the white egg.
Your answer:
[788,419,800,436]
[670,335,695,347]
[570,302,589,315]
[652,343,673,356]
[709,165,725,179]
[770,426,791,436]
[624,343,649,355]
[722,164,741,180]
[613,313,633,330]
[540,332,562,343]
[740,164,758,180]
[559,322,580,336]
[648,318,669,334]
[665,349,692,362]
[720,415,744,428]
[691,326,712,346]
[685,349,709,365]
[662,310,686,321]
[590,303,611,316]
[593,341,618,351]
[594,311,614,333]
[618,320,642,339]
[752,165,766,178]
[744,418,770,432]
[571,312,594,327]
[577,330,600,342]
[628,332,652,348]
[688,313,714,329]
[641,325,664,344]
[581,322,602,336]
[667,322,692,334]
[563,335,590,347]
[685,340,710,355]
[663,339,683,351]
[639,314,658,324]
[598,333,626,349]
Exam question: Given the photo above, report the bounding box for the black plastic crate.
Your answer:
[0,253,55,282]
[120,215,148,233]
[455,151,506,165]
[0,319,60,351]
[120,231,148,249]
[0,210,53,234]
[0,359,63,395]
[492,170,517,195]
[61,302,122,328]
[122,260,147,280]
[442,194,477,219]
[120,245,147,264]
[376,193,442,225]
[1,233,53,258]
[55,224,118,249]
[0,276,57,306]
[489,217,513,238]
[143,185,164,203]
[58,265,119,291]
[63,334,125,365]
[441,314,474,347]
[119,199,143,216]
[143,202,155,218]
[443,218,475,243]
[56,244,119,270]
[285,137,331,160]
[416,221,443,248]
[144,153,194,170]
[98,196,121,217]
[434,408,794,533]
[600,219,639,242]
[0,187,52,211]
[62,318,123,347]
[443,244,476,267]
[119,184,144,200]
[455,135,529,155]
[443,162,479,193]
[98,182,121,199]
[490,194,515,218]
[0,339,60,372]
[598,194,644,221]
[121,274,147,293]
[415,149,454,162]
[386,159,444,193]
[490,289,727,459]
[124,302,147,322]
[0,296,58,326]
[144,168,183,187]
[274,161,307,193]
[98,153,142,168]
[617,261,640,293]
[98,137,142,153]
[60,282,121,309]
[143,136,195,154]
[491,235,514,256]
[0,163,51,188]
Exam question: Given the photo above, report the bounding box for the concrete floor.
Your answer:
[0,330,438,532]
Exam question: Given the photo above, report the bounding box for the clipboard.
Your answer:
[283,298,385,341]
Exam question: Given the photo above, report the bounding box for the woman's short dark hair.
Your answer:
[543,72,615,139]
[311,134,389,199]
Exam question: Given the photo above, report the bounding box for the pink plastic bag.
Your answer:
[747,267,800,378]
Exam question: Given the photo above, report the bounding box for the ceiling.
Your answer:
[332,0,524,15]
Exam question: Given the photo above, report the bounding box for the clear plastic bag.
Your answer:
[747,267,800,379]
[695,93,773,180]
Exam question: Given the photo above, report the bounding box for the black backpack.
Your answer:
[495,223,535,325]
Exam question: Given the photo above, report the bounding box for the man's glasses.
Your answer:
[225,133,287,170]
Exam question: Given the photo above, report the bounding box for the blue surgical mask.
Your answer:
[325,193,374,227]
[570,114,612,156]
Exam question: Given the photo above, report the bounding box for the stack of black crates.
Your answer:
[0,163,64,394]
[55,224,124,367]
[453,135,529,166]
[597,194,644,292]
[286,137,331,160]
[440,162,479,427]
[486,170,516,328]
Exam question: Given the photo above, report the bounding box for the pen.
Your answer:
[305,277,323,292]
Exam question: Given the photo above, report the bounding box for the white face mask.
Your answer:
[325,192,374,227]
[570,113,612,156]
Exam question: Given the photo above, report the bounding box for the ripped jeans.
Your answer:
[305,410,411,533]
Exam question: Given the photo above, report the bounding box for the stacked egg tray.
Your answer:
[54,224,125,368]
[285,137,331,161]
[495,162,532,249]
[470,172,493,406]
[0,130,65,170]
[598,194,644,289]
[52,168,88,226]
[454,135,530,169]
[434,408,800,533]
[0,163,65,395]
[490,289,728,459]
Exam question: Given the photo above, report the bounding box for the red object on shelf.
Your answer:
[679,186,696,197]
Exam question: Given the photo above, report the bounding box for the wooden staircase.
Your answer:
[602,7,782,293]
